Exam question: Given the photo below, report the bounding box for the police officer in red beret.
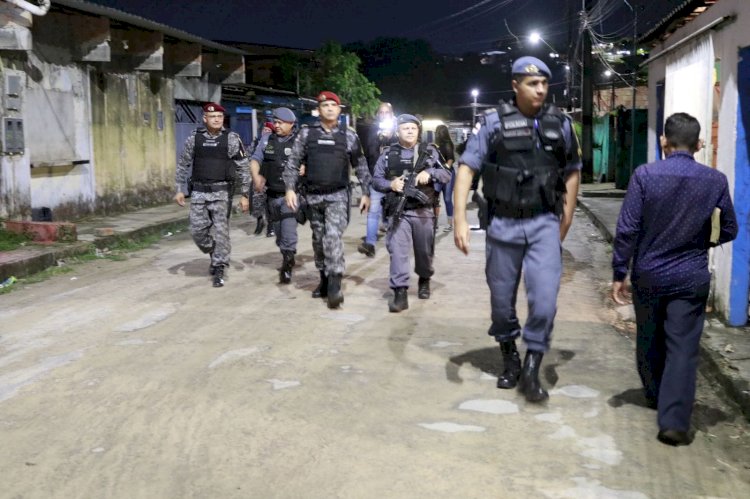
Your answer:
[284,91,371,308]
[174,102,251,287]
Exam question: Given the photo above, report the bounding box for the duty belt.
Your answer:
[192,182,231,193]
[306,185,347,195]
[492,203,550,219]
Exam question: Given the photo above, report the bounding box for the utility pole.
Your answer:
[581,0,594,182]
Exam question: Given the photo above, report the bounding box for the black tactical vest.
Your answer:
[481,102,567,216]
[305,126,349,191]
[261,132,296,193]
[192,130,234,182]
[386,144,438,210]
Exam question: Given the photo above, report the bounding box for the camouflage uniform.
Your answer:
[283,123,371,276]
[175,127,250,269]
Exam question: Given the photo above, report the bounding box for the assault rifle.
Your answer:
[387,147,433,234]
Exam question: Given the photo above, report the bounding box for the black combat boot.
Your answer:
[357,242,375,257]
[312,271,328,298]
[280,251,295,284]
[327,274,344,309]
[266,223,275,237]
[388,287,409,313]
[417,277,431,299]
[496,341,522,389]
[518,350,548,403]
[253,216,265,235]
[212,265,225,287]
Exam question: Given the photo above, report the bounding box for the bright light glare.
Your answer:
[529,32,541,44]
[604,70,613,77]
[471,89,479,98]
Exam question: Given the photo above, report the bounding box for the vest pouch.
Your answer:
[492,165,525,205]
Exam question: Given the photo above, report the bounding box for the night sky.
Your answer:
[85,0,685,55]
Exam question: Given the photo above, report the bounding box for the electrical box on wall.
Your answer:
[1,118,24,154]
[4,73,22,112]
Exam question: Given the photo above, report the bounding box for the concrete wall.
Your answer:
[646,0,750,323]
[89,70,175,214]
[23,52,96,220]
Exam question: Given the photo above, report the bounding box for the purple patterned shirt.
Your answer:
[612,151,737,294]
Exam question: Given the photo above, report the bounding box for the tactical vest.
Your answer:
[305,126,349,191]
[386,144,438,210]
[481,103,567,217]
[192,130,234,182]
[261,132,296,193]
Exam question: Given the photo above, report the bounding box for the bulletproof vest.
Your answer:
[481,102,567,215]
[261,132,296,193]
[305,126,349,190]
[192,130,234,182]
[387,144,438,210]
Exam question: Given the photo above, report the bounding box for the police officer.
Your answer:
[174,102,251,287]
[358,102,397,258]
[373,114,450,312]
[454,57,581,402]
[284,91,371,309]
[250,107,300,284]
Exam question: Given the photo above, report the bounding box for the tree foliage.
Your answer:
[277,42,381,119]
[313,42,381,119]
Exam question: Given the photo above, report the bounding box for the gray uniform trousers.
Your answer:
[307,188,349,275]
[385,208,435,289]
[486,212,561,353]
[189,192,231,267]
[266,194,298,252]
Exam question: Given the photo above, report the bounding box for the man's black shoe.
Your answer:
[266,226,275,237]
[518,350,548,403]
[388,287,408,313]
[417,277,430,299]
[280,251,294,284]
[496,341,521,389]
[212,266,225,287]
[312,271,328,298]
[358,242,375,257]
[657,429,692,446]
[253,217,265,235]
[327,274,344,309]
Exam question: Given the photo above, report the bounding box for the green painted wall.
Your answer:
[89,71,176,214]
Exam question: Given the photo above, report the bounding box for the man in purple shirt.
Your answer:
[612,112,737,446]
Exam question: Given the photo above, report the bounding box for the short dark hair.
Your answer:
[664,113,701,149]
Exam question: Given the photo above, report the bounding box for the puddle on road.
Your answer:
[550,385,600,399]
[418,422,486,433]
[208,346,270,369]
[0,350,84,403]
[458,399,520,415]
[114,304,179,333]
[266,379,301,390]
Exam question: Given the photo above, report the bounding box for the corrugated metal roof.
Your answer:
[639,0,719,45]
[52,0,247,55]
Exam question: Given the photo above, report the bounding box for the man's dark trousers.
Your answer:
[632,282,710,433]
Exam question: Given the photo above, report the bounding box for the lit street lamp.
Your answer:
[471,88,479,125]
[528,31,559,57]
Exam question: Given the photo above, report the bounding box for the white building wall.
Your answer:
[646,0,750,319]
[25,52,95,214]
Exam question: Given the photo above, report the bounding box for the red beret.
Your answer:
[317,91,340,105]
[203,102,225,113]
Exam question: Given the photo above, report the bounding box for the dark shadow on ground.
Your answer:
[446,347,575,385]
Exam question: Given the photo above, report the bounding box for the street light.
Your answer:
[471,88,479,125]
[528,31,559,57]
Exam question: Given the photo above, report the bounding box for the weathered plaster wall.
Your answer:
[89,70,176,214]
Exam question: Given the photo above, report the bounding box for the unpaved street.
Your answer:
[1,208,749,498]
